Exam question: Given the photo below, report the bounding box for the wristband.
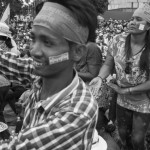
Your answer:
[98,75,103,80]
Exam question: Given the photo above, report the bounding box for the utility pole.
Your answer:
[131,2,133,12]
[137,0,139,8]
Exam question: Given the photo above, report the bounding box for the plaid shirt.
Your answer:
[0,72,98,150]
[0,52,36,88]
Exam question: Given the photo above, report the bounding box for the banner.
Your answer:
[1,4,10,25]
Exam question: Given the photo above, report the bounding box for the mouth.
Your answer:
[33,61,45,68]
[128,26,136,30]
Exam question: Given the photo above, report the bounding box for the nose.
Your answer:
[30,41,42,57]
[130,18,136,25]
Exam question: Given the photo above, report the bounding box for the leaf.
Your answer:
[88,0,109,14]
[0,0,24,19]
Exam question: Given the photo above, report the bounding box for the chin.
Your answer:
[131,31,144,35]
[33,69,58,78]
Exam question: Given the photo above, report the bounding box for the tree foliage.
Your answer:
[89,0,109,14]
[0,0,24,19]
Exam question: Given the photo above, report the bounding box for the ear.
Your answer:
[70,44,87,62]
[146,22,150,30]
[147,26,150,31]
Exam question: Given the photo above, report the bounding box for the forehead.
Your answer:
[31,25,61,38]
[31,25,67,43]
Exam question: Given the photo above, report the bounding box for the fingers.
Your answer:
[107,82,117,88]
[89,79,95,86]
[107,82,120,94]
[89,77,103,98]
[107,82,114,86]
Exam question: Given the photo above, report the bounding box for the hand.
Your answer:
[89,77,103,97]
[107,82,127,94]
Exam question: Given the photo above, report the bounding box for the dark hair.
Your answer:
[20,51,25,57]
[125,30,150,78]
[140,30,150,78]
[43,0,98,42]
[0,36,13,49]
[35,2,44,15]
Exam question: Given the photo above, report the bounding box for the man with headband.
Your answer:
[0,0,99,149]
[90,3,150,150]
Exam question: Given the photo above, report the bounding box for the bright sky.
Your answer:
[22,0,34,5]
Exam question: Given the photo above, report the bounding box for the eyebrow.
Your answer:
[31,30,58,41]
[132,16,143,19]
[40,34,57,44]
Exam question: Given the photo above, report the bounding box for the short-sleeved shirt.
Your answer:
[108,33,150,113]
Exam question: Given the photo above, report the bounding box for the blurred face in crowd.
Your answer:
[128,16,150,34]
[30,25,72,77]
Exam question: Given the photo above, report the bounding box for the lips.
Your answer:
[128,26,136,30]
[33,61,44,68]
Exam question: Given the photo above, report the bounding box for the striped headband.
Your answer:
[133,3,150,23]
[33,2,89,44]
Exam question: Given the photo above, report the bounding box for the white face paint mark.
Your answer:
[49,52,69,65]
[139,24,145,30]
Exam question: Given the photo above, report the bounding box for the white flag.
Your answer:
[1,4,10,25]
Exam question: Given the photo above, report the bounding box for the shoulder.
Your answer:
[71,78,98,118]
[109,33,127,50]
[86,42,98,48]
[86,42,99,51]
[112,33,127,42]
[86,42,101,56]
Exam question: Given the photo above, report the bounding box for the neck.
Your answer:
[130,32,146,45]
[41,66,74,98]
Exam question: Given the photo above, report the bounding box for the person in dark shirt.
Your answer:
[74,42,102,84]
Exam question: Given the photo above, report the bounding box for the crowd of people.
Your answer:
[96,18,129,61]
[9,17,33,57]
[0,0,149,150]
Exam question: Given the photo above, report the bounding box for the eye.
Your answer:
[136,17,143,21]
[43,38,53,47]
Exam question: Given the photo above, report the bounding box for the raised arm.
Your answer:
[0,52,36,85]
